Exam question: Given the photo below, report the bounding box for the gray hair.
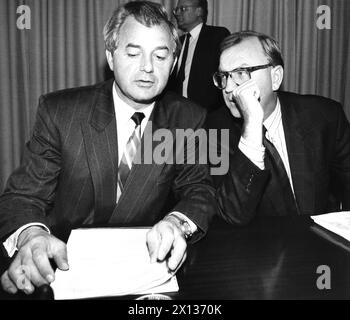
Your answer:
[220,30,284,68]
[103,1,180,58]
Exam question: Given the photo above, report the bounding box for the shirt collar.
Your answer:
[188,23,203,41]
[112,82,154,127]
[263,98,282,138]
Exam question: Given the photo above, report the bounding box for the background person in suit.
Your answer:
[207,30,350,225]
[0,1,216,295]
[168,0,230,112]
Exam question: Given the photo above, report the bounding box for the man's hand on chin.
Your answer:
[233,79,264,147]
[1,226,69,295]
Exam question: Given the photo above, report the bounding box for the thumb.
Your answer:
[146,229,161,263]
[50,239,69,271]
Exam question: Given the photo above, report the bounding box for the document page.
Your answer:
[51,228,179,299]
[311,211,350,242]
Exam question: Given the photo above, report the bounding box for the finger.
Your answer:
[24,253,51,286]
[1,271,18,294]
[146,228,161,263]
[233,78,253,94]
[232,83,240,97]
[172,251,187,274]
[167,235,187,271]
[31,242,56,283]
[234,79,257,95]
[234,84,260,108]
[7,258,33,294]
[157,225,175,261]
[48,238,69,271]
[252,86,260,99]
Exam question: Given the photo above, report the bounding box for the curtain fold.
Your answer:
[0,0,349,191]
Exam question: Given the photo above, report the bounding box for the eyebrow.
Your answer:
[219,63,250,72]
[153,46,170,52]
[126,44,170,52]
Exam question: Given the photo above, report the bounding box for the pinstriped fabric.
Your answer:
[0,80,217,239]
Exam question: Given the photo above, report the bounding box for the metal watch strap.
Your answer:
[167,214,193,240]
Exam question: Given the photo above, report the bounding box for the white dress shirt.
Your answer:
[177,23,203,97]
[238,99,295,194]
[3,82,197,257]
[113,83,197,233]
[113,83,154,164]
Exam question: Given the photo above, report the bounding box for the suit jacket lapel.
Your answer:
[278,93,315,214]
[108,96,170,224]
[81,79,118,223]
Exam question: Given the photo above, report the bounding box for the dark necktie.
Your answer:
[175,33,191,94]
[263,126,299,215]
[117,112,145,199]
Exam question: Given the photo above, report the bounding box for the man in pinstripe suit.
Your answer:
[0,1,216,295]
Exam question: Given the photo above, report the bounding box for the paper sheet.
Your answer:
[311,211,350,242]
[51,228,179,299]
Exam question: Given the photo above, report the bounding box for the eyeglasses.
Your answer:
[173,5,197,15]
[213,63,273,89]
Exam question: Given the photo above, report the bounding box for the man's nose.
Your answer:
[224,75,238,94]
[140,55,154,73]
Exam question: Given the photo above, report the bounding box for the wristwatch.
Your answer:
[167,214,193,240]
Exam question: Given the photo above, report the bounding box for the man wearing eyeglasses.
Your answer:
[207,30,350,224]
[167,0,229,112]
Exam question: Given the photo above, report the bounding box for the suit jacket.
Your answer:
[168,24,230,112]
[0,79,217,241]
[206,91,350,225]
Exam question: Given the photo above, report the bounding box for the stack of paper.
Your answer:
[51,228,179,299]
[311,211,350,243]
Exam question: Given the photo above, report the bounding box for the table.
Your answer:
[174,216,350,299]
[1,216,350,300]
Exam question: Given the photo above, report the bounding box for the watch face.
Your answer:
[166,214,193,239]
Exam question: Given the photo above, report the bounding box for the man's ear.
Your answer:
[105,50,114,71]
[271,65,284,91]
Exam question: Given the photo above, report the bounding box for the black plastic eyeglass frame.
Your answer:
[213,63,273,89]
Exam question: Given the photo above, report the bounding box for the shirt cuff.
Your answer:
[3,223,50,258]
[238,136,265,170]
[167,211,198,234]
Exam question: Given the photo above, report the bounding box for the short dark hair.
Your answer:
[196,0,208,24]
[220,30,284,68]
[103,1,180,57]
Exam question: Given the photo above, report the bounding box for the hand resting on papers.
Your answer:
[1,217,187,295]
[1,227,68,295]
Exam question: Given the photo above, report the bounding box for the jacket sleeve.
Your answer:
[214,147,270,226]
[332,104,350,210]
[171,109,218,242]
[205,111,269,226]
[0,96,61,240]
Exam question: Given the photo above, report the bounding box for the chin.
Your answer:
[133,88,157,98]
[133,94,158,105]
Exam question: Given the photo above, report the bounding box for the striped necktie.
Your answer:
[263,126,299,215]
[117,112,145,200]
